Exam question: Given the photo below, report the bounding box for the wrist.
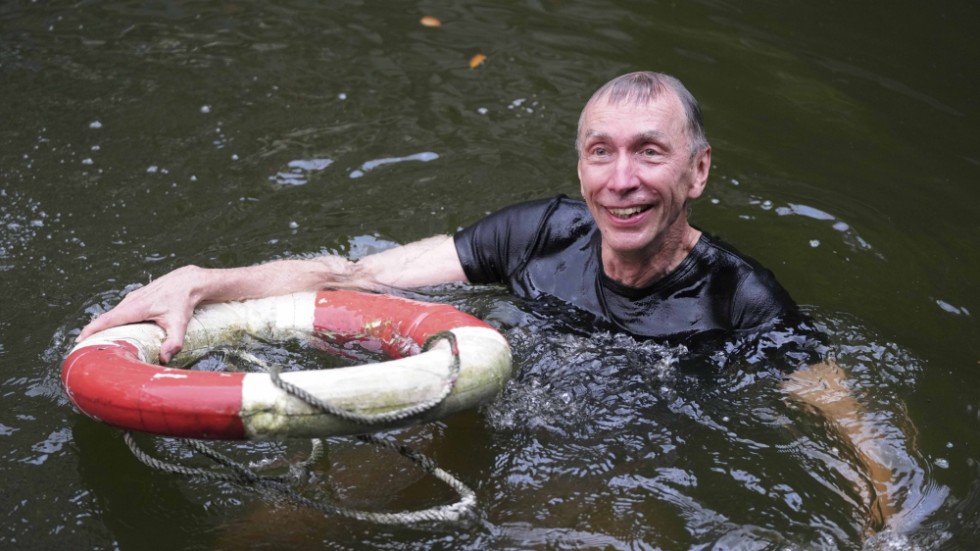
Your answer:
[173,264,214,304]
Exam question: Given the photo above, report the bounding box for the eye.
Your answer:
[639,147,659,157]
[589,145,610,158]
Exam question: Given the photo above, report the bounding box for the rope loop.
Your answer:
[123,431,477,525]
[121,330,476,525]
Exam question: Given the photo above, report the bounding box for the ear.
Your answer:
[687,146,711,200]
[577,157,585,198]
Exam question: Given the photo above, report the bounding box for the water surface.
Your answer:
[1,1,978,549]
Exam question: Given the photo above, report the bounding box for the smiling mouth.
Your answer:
[608,205,651,219]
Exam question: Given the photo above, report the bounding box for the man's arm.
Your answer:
[782,361,896,533]
[77,235,466,363]
[354,234,467,290]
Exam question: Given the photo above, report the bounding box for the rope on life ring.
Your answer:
[62,290,513,440]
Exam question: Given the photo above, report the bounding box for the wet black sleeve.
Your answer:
[453,196,563,284]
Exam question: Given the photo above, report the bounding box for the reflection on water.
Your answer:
[349,151,439,179]
[705,174,881,260]
[270,157,334,186]
[772,202,876,254]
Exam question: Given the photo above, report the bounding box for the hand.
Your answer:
[77,265,206,364]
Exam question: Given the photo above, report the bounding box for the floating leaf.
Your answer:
[469,53,487,69]
[420,16,441,28]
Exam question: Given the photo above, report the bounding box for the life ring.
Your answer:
[62,290,513,440]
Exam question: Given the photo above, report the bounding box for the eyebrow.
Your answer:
[582,129,671,146]
[636,130,668,143]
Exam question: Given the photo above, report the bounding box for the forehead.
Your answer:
[580,90,686,141]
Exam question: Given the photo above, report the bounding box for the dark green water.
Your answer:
[2,1,978,549]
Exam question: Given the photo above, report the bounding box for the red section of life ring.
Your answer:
[63,340,246,438]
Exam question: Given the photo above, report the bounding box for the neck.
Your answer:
[602,225,701,288]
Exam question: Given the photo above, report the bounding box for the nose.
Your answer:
[608,152,639,193]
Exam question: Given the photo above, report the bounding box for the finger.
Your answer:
[77,309,130,342]
[77,321,104,342]
[156,316,190,365]
[159,337,183,365]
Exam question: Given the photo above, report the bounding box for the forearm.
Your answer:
[353,235,467,290]
[186,235,464,301]
[191,256,357,304]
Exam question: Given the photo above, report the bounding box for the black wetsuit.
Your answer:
[454,195,804,348]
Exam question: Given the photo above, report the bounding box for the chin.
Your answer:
[603,237,654,257]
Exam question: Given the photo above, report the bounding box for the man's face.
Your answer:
[577,91,710,262]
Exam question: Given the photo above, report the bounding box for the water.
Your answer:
[2,1,978,549]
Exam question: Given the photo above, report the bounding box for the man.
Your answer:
[455,71,801,346]
[77,71,897,531]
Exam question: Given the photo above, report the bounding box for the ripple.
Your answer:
[349,151,438,179]
[269,157,334,186]
[771,200,879,256]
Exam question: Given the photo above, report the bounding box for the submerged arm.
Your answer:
[77,235,467,362]
[782,361,896,532]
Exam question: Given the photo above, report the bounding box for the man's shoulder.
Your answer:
[694,231,799,324]
[542,194,594,232]
[483,195,594,239]
[695,231,772,273]
[454,194,598,291]
[499,194,590,220]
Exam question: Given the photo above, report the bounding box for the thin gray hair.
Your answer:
[575,71,709,159]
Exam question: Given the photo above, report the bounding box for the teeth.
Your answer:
[609,206,646,218]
